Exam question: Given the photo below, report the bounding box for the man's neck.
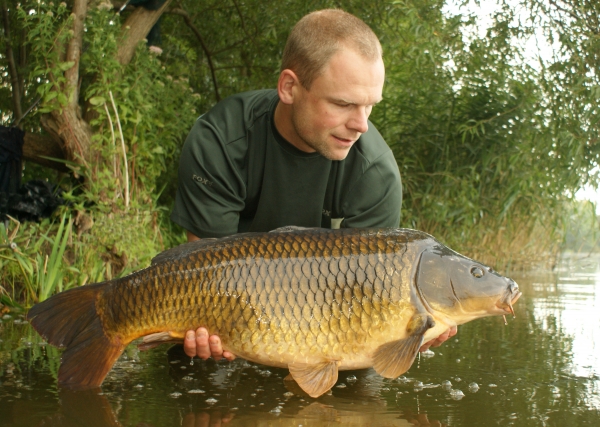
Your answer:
[273,101,315,154]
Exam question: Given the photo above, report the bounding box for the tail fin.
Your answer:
[27,283,126,389]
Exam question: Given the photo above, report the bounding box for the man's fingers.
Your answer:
[209,335,223,361]
[429,330,450,348]
[419,326,459,352]
[222,351,236,362]
[184,330,197,358]
[195,328,212,360]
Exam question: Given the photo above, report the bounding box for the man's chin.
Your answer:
[321,149,351,161]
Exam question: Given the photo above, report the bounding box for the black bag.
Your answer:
[0,125,24,194]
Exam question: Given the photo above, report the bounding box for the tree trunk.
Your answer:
[38,0,91,168]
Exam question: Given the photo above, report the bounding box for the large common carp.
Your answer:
[27,227,521,397]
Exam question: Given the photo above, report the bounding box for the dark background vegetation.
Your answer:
[1,0,599,304]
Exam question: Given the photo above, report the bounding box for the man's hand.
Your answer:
[419,326,457,352]
[183,327,236,361]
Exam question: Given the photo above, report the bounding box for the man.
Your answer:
[170,9,456,361]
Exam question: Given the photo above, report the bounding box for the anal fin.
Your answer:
[288,360,340,398]
[373,313,435,378]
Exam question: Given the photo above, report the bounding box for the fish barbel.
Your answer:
[27,227,521,397]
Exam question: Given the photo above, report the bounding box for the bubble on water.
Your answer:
[180,366,187,370]
[188,389,205,394]
[259,369,272,377]
[270,406,282,414]
[346,375,357,384]
[468,382,480,392]
[442,380,452,390]
[205,398,218,404]
[170,360,180,364]
[396,392,403,397]
[454,377,462,382]
[181,376,194,381]
[414,381,424,391]
[450,389,465,400]
[456,358,461,363]
[421,349,435,358]
[336,383,346,388]
[488,384,497,388]
[283,392,294,397]
[381,387,390,391]
[134,384,144,388]
[251,393,257,397]
[170,392,182,398]
[395,376,410,384]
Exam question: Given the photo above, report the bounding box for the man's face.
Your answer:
[289,48,385,160]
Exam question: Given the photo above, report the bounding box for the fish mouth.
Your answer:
[495,279,522,316]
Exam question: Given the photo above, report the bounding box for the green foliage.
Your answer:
[561,201,600,253]
[1,216,72,304]
[16,1,75,113]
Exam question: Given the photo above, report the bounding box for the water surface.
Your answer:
[1,254,598,426]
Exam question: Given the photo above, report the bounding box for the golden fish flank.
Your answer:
[27,227,521,398]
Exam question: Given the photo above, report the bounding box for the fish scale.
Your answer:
[27,227,521,397]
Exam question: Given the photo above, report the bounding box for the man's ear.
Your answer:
[277,69,300,105]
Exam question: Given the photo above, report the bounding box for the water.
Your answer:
[1,254,599,426]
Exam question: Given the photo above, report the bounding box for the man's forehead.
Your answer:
[327,95,383,106]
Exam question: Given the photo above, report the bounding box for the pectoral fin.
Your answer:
[288,360,341,398]
[373,313,435,378]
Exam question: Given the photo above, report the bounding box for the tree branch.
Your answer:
[171,6,221,101]
[65,0,87,108]
[1,0,23,125]
[117,0,174,65]
[22,133,70,172]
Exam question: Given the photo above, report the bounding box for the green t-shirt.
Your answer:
[171,89,402,238]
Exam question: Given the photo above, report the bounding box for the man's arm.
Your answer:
[183,231,235,361]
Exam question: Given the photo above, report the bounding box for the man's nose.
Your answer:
[347,107,369,134]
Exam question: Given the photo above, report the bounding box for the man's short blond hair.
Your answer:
[281,9,383,89]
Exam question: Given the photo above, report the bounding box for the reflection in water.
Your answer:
[1,255,599,426]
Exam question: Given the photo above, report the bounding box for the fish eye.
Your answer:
[470,266,484,278]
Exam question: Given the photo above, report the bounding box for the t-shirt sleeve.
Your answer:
[170,118,246,238]
[340,150,402,228]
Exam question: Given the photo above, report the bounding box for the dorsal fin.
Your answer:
[269,226,314,233]
[151,239,218,265]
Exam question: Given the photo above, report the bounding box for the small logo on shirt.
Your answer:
[192,174,213,186]
[322,209,331,217]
